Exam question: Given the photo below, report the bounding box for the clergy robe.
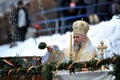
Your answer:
[63,38,96,62]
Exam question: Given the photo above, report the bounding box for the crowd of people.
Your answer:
[54,0,113,33]
[9,1,30,48]
[56,0,113,22]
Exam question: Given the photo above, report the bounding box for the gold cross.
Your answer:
[97,40,107,59]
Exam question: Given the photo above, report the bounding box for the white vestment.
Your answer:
[41,45,66,64]
[63,39,96,62]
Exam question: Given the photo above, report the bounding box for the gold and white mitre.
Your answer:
[72,20,89,36]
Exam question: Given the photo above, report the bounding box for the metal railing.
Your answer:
[30,2,112,34]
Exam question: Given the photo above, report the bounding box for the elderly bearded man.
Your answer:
[63,20,97,62]
[39,20,97,64]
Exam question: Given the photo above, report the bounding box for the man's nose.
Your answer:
[74,37,77,41]
[74,39,78,43]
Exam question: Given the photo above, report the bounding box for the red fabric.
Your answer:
[34,24,40,29]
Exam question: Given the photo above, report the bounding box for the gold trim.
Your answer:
[95,59,102,68]
[110,57,117,64]
[76,38,88,62]
[27,66,35,73]
[55,52,65,78]
[91,50,97,60]
[16,68,20,73]
[8,69,13,75]
[46,50,58,64]
[3,59,15,66]
[56,52,64,69]
[57,52,64,65]
[68,63,74,70]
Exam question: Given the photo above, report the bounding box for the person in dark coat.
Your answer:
[16,1,29,41]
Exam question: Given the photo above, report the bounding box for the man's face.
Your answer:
[73,34,85,46]
[18,4,23,8]
[73,33,85,52]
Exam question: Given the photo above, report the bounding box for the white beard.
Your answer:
[73,42,82,52]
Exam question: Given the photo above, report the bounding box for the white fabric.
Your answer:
[18,9,26,28]
[55,70,115,80]
[63,40,96,62]
[78,40,96,61]
[41,45,63,64]
[41,52,50,64]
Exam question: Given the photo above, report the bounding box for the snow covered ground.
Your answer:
[0,15,120,58]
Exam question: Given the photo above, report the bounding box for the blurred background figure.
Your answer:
[84,0,99,24]
[17,1,29,41]
[8,3,18,48]
[94,0,113,21]
[112,0,120,15]
[56,0,87,33]
[56,0,71,33]
[69,0,87,24]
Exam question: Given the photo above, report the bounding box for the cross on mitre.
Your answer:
[97,40,107,59]
[81,18,84,26]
